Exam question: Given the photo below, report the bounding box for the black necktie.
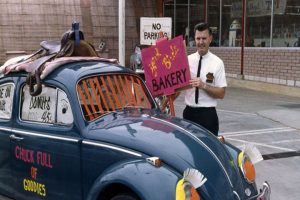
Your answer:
[195,56,202,104]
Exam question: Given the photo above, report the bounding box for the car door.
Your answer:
[0,80,15,198]
[10,82,82,200]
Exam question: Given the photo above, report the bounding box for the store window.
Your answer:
[190,0,205,46]
[272,0,300,47]
[207,0,221,46]
[220,0,242,47]
[164,0,204,47]
[163,0,300,48]
[243,0,300,47]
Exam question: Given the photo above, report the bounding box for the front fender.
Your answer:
[224,141,240,165]
[224,142,259,198]
[86,159,181,200]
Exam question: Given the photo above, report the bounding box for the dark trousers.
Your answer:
[183,106,219,136]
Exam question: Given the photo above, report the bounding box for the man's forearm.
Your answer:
[202,84,226,99]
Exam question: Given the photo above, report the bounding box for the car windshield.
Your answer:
[77,73,156,121]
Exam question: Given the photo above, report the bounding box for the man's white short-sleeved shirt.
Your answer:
[184,51,227,107]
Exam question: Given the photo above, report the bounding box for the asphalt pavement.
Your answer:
[174,86,300,200]
[1,86,299,200]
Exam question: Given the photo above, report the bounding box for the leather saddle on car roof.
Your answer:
[26,22,99,96]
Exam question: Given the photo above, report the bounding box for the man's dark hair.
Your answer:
[194,22,212,35]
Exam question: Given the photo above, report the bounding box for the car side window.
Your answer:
[21,84,73,125]
[57,89,74,124]
[0,83,15,119]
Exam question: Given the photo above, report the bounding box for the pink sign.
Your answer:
[141,36,190,97]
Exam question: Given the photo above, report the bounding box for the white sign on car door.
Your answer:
[140,17,172,45]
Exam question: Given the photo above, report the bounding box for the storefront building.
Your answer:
[164,0,300,48]
[160,0,300,90]
[0,0,300,91]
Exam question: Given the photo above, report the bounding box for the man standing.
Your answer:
[183,22,227,136]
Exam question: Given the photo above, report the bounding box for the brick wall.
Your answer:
[187,47,300,88]
[0,0,157,65]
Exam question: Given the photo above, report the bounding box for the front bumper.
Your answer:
[248,181,271,200]
[256,181,271,200]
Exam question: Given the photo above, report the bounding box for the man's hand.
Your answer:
[189,78,225,99]
[189,78,206,89]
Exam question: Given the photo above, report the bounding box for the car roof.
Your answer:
[47,60,135,81]
[1,57,136,84]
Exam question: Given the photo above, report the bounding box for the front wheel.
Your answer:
[110,193,139,200]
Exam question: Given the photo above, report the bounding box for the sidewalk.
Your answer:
[226,78,300,129]
[174,84,300,130]
[227,77,300,98]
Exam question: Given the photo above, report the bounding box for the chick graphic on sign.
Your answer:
[176,168,207,200]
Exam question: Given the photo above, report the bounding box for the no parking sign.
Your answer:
[140,17,172,45]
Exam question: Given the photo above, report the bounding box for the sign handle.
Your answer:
[160,92,181,116]
[168,95,175,116]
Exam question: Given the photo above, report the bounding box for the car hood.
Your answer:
[84,109,243,199]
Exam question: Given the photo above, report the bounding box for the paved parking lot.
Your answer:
[175,87,300,200]
[1,87,299,200]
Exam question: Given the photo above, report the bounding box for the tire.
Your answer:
[110,193,139,200]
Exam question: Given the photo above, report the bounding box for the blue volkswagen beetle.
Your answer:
[0,24,270,200]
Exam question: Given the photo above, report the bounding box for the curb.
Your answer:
[227,77,300,98]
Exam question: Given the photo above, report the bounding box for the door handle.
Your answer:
[10,134,24,141]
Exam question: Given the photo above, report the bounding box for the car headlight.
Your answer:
[176,168,207,200]
[238,151,256,183]
[176,179,200,200]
